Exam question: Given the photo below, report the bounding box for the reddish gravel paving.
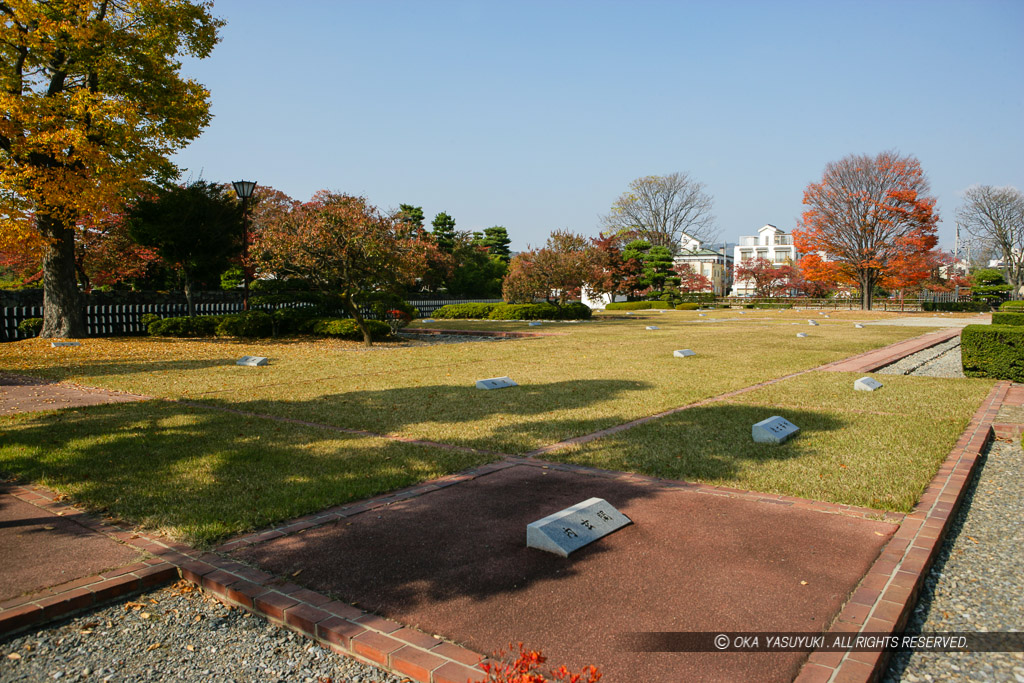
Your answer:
[0,493,143,603]
[0,373,147,416]
[235,464,897,683]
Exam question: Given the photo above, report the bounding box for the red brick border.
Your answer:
[794,380,1011,683]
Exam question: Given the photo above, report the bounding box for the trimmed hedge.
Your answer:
[922,301,990,312]
[148,315,223,337]
[17,317,42,337]
[991,312,1024,326]
[605,301,653,311]
[675,303,700,310]
[309,318,391,341]
[962,324,1024,381]
[489,302,592,320]
[999,300,1024,312]
[431,303,499,319]
[216,311,273,338]
[432,302,591,320]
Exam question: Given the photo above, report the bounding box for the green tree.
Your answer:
[127,181,241,316]
[479,226,512,262]
[448,233,506,297]
[970,268,1012,306]
[431,212,457,253]
[397,204,425,235]
[0,0,223,337]
[622,240,677,293]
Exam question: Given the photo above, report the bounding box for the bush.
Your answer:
[676,303,700,310]
[148,315,223,337]
[271,307,320,335]
[1000,300,1024,312]
[363,291,419,322]
[489,303,561,320]
[991,312,1024,326]
[753,302,793,309]
[922,301,990,312]
[215,311,273,338]
[559,302,592,320]
[309,318,391,341]
[432,303,499,319]
[139,313,162,329]
[17,317,42,337]
[604,301,653,310]
[962,324,1024,381]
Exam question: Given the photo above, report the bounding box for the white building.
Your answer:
[673,243,733,296]
[732,224,799,296]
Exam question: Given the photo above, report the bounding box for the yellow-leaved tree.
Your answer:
[0,0,223,337]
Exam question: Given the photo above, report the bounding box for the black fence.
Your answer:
[1,298,504,342]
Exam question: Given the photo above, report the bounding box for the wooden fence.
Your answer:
[1,298,504,342]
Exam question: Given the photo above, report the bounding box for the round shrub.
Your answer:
[676,303,700,311]
[604,301,653,311]
[215,311,273,338]
[558,302,592,320]
[271,307,320,335]
[309,318,391,341]
[17,317,43,337]
[999,300,1024,312]
[139,313,162,329]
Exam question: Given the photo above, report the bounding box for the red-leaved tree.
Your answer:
[735,257,798,297]
[253,191,426,346]
[672,263,713,294]
[793,151,939,310]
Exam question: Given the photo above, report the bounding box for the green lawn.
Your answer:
[0,310,994,546]
[549,372,992,512]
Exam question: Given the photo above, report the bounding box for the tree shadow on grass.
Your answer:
[200,378,655,453]
[554,404,848,483]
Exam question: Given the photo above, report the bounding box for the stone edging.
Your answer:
[794,380,1010,683]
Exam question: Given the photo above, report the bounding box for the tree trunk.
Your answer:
[858,271,875,310]
[343,296,373,347]
[183,269,195,317]
[38,213,85,338]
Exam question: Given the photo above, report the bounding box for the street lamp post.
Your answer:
[232,180,257,311]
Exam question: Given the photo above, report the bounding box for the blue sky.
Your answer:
[173,0,1024,253]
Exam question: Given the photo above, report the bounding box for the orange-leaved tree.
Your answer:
[0,0,223,337]
[793,151,939,310]
[252,191,427,346]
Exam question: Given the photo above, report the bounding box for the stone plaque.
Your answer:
[237,356,268,366]
[796,332,808,338]
[50,341,81,347]
[808,320,819,326]
[673,349,696,358]
[752,416,800,444]
[475,376,517,390]
[855,323,865,328]
[527,497,632,558]
[854,377,883,392]
[645,325,659,330]
[698,313,706,317]
[625,311,634,315]
[422,318,436,323]
[529,322,542,327]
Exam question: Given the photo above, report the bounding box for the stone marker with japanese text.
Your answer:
[527,497,632,557]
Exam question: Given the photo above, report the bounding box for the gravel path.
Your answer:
[0,582,409,683]
[884,437,1024,682]
[876,338,965,378]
